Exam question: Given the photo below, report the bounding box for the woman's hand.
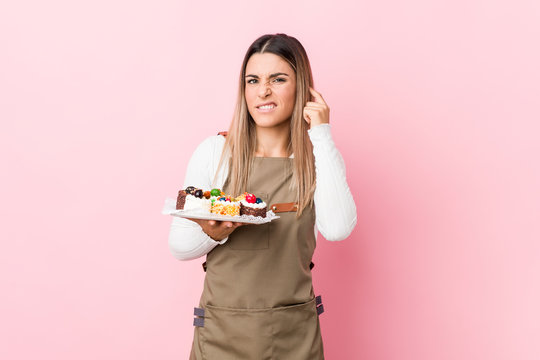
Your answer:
[303,87,330,129]
[187,218,246,242]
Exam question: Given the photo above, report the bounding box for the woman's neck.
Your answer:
[254,121,291,158]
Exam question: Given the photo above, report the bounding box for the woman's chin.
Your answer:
[252,117,291,129]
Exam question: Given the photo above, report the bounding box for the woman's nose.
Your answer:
[258,80,271,97]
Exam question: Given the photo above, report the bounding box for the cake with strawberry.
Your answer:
[177,187,266,218]
[239,192,267,218]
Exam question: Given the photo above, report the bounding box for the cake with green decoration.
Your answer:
[210,192,241,216]
[177,187,266,217]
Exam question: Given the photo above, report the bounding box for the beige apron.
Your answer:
[189,155,325,360]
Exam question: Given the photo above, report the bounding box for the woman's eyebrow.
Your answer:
[245,72,289,78]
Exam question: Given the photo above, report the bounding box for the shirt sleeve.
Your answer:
[168,136,229,261]
[308,123,357,241]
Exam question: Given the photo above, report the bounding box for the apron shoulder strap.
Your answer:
[218,131,228,137]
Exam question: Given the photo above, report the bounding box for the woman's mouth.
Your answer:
[256,103,277,113]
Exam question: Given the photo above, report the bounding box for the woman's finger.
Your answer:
[305,101,326,108]
[303,108,312,123]
[309,87,326,105]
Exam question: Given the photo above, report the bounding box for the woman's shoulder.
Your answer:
[193,132,227,155]
[184,132,228,188]
[206,131,227,144]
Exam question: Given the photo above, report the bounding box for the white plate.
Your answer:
[162,198,279,224]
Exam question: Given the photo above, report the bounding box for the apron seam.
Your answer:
[204,296,317,312]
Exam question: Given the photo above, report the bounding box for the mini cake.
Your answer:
[211,195,240,216]
[239,193,267,218]
[177,186,210,212]
[175,188,189,210]
[177,187,268,218]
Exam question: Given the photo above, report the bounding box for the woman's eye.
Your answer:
[246,78,285,84]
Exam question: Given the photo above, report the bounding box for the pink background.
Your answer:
[2,0,539,359]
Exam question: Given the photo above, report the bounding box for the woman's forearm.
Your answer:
[309,124,357,241]
[168,135,229,260]
[168,217,228,260]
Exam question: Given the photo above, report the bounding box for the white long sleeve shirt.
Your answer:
[168,123,357,261]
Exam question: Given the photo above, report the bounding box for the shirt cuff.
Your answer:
[307,123,332,140]
[215,236,229,245]
[200,229,229,245]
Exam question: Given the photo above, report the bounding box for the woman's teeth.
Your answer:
[258,104,275,109]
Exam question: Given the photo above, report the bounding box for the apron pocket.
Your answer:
[228,192,270,250]
[271,297,325,359]
[201,304,273,360]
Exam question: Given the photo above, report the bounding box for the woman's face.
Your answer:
[244,53,297,129]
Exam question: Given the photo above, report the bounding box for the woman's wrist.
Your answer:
[308,123,332,139]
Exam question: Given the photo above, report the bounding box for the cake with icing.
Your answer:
[210,196,240,216]
[239,192,267,218]
[176,186,210,212]
[177,187,267,218]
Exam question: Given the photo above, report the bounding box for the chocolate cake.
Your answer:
[176,190,188,210]
[176,187,267,217]
[240,199,267,218]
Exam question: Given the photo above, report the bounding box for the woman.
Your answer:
[168,33,357,359]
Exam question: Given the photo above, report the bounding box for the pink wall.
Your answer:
[2,0,539,359]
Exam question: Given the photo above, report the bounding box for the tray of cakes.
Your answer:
[162,186,280,224]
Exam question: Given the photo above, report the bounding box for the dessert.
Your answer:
[176,190,188,210]
[176,186,211,212]
[211,195,240,216]
[239,192,267,218]
[176,186,267,218]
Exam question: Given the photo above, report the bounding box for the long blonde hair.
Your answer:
[213,33,316,218]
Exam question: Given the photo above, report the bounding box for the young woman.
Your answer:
[168,33,357,359]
